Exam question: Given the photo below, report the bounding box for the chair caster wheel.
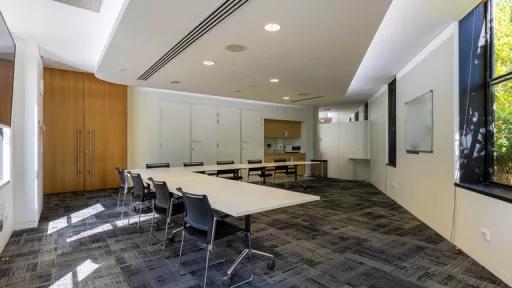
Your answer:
[222,275,232,287]
[267,259,275,271]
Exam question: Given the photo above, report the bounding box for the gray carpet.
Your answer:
[0,178,508,288]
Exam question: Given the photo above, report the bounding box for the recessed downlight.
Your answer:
[264,23,281,32]
[202,60,215,66]
[170,80,181,84]
[283,96,290,100]
[270,78,279,83]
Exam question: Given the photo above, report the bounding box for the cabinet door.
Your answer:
[217,107,240,162]
[191,105,218,165]
[160,102,191,167]
[84,74,127,190]
[241,110,263,163]
[43,68,85,194]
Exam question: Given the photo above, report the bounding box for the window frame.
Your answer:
[487,0,512,187]
[387,78,397,167]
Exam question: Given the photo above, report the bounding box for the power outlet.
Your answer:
[481,228,491,242]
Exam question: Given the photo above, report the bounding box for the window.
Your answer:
[490,0,512,185]
[387,78,397,167]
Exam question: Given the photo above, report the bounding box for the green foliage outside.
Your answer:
[493,0,512,184]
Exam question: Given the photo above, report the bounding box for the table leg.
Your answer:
[226,215,275,278]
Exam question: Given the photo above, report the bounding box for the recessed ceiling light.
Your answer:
[283,96,290,100]
[170,80,181,84]
[202,60,215,66]
[270,78,279,83]
[264,23,281,32]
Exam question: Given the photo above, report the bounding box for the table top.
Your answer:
[129,161,320,217]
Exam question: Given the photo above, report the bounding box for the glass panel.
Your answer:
[492,79,512,185]
[493,0,512,78]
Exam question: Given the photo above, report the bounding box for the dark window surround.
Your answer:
[355,111,359,122]
[387,78,397,167]
[456,0,512,200]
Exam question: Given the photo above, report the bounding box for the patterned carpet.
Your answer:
[0,178,508,288]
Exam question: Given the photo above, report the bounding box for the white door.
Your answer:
[191,105,218,165]
[241,110,264,163]
[160,102,191,167]
[318,123,339,178]
[217,107,241,163]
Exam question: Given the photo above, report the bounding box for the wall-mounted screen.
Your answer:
[405,90,433,154]
[0,12,15,128]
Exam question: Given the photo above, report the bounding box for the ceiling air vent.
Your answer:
[291,96,324,103]
[53,0,102,12]
[138,0,250,81]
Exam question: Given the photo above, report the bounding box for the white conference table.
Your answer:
[128,161,320,282]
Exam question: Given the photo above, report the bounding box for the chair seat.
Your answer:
[184,220,243,243]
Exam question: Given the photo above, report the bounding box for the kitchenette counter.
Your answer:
[264,152,307,175]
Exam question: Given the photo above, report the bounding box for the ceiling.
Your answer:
[0,0,125,72]
[96,0,392,105]
[345,0,480,101]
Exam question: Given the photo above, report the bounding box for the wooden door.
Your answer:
[43,68,85,193]
[84,74,127,190]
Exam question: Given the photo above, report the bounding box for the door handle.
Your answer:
[77,129,81,176]
[88,129,93,176]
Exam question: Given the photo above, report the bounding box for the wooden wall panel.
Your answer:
[43,68,127,193]
[84,74,127,191]
[43,68,85,193]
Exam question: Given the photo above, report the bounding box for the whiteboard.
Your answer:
[405,90,433,153]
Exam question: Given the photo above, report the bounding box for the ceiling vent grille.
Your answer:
[291,96,324,103]
[138,0,250,81]
[53,0,102,12]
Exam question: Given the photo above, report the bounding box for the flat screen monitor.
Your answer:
[0,12,15,128]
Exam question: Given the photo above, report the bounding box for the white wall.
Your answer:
[318,102,370,180]
[368,86,387,191]
[11,38,43,230]
[127,87,315,169]
[368,23,512,285]
[0,38,43,252]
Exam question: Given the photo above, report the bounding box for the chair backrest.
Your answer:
[216,160,237,177]
[148,178,173,209]
[146,163,170,169]
[115,167,127,188]
[247,159,263,172]
[183,161,204,167]
[274,158,289,172]
[127,172,145,196]
[181,190,214,238]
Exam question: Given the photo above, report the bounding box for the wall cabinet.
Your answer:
[264,119,301,138]
[190,105,241,165]
[43,68,127,194]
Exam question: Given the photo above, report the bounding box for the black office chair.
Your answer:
[126,172,156,230]
[273,158,297,188]
[115,168,133,216]
[178,189,253,288]
[247,159,272,184]
[216,160,243,181]
[146,162,170,169]
[147,178,184,251]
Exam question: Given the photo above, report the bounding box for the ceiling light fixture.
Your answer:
[283,96,290,100]
[264,23,281,32]
[270,78,279,83]
[202,60,215,66]
[169,80,181,84]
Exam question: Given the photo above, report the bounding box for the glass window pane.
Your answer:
[492,79,512,185]
[493,0,512,78]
